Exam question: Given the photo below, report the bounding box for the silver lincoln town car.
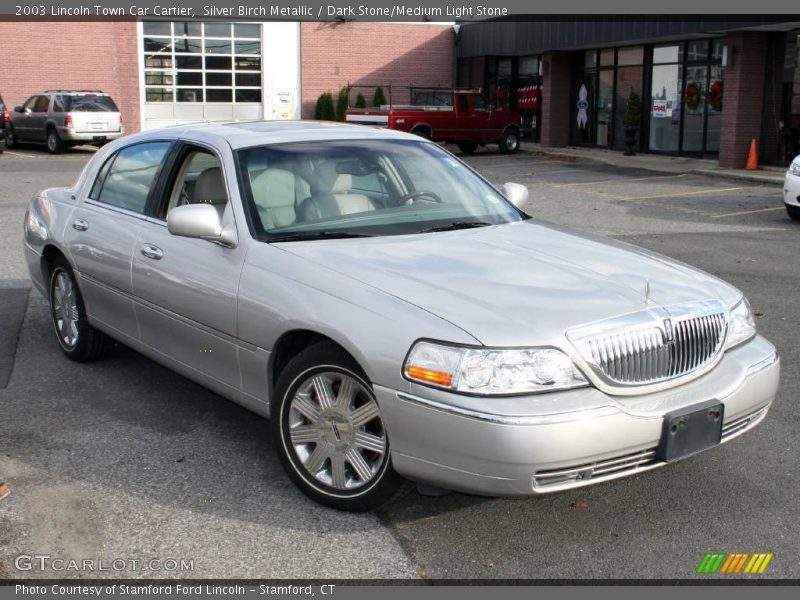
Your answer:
[23,121,780,511]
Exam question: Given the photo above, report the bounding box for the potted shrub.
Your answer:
[355,93,367,108]
[314,92,336,121]
[335,86,351,121]
[373,87,387,108]
[622,89,642,156]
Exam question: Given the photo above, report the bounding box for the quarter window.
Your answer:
[92,142,172,214]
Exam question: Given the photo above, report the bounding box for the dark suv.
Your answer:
[0,94,8,153]
[6,90,123,154]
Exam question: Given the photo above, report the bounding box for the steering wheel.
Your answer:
[399,190,443,205]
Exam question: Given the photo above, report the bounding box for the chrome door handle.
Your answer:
[140,244,163,260]
[72,219,89,231]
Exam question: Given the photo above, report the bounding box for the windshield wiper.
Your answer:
[418,221,494,233]
[268,231,374,242]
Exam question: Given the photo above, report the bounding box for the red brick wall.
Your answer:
[540,51,572,147]
[0,21,140,133]
[301,22,455,118]
[719,32,769,169]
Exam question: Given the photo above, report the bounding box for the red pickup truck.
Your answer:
[345,90,522,154]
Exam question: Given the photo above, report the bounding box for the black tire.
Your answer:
[787,204,800,221]
[46,128,65,154]
[411,126,432,140]
[457,141,478,154]
[498,127,521,154]
[48,258,111,362]
[271,341,405,511]
[4,126,18,149]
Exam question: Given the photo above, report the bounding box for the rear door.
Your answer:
[64,140,173,342]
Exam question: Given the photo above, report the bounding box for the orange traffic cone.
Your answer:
[745,139,759,171]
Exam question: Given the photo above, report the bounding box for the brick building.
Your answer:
[457,18,800,167]
[0,20,455,135]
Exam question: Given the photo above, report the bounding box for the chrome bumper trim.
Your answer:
[395,391,619,426]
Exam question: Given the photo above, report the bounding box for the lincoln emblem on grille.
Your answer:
[663,318,675,343]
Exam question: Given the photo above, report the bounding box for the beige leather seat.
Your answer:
[297,163,376,222]
[192,167,228,217]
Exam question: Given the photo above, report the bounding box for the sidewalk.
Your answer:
[520,142,786,186]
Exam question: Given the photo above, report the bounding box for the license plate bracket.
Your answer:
[656,399,724,462]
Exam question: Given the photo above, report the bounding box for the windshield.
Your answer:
[237,139,525,240]
[65,95,119,112]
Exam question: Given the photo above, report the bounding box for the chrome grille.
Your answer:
[567,300,728,387]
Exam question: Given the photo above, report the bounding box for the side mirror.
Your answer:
[167,204,236,247]
[501,182,529,209]
[13,106,23,113]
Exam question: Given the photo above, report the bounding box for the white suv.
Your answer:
[785,155,800,221]
[6,90,124,154]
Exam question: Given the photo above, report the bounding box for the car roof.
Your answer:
[136,120,423,150]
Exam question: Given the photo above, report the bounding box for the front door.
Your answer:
[131,144,245,390]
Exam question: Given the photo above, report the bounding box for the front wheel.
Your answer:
[47,129,65,154]
[49,258,111,362]
[499,127,521,154]
[271,342,405,511]
[787,204,800,221]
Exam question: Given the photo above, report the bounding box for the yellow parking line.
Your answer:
[3,150,36,159]
[619,186,747,201]
[710,206,786,218]
[552,173,687,188]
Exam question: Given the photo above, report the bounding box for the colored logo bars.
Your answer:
[696,552,774,574]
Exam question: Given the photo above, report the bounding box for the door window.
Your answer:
[93,142,172,213]
[22,96,38,112]
[165,149,228,218]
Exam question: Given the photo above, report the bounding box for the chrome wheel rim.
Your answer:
[47,133,57,152]
[506,132,519,151]
[287,371,386,491]
[53,271,79,348]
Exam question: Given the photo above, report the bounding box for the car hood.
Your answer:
[277,220,741,346]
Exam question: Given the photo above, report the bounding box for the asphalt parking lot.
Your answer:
[0,144,797,580]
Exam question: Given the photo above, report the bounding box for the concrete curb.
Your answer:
[522,146,785,187]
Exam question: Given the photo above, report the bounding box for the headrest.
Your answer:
[194,167,226,205]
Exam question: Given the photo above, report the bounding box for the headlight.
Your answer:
[789,159,800,177]
[403,340,589,395]
[725,298,756,350]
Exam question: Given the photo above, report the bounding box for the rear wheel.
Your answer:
[271,342,405,511]
[499,127,521,154]
[4,126,18,149]
[411,126,432,140]
[46,129,65,154]
[457,141,478,154]
[787,204,800,221]
[48,258,111,362]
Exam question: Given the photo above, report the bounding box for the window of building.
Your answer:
[142,21,262,104]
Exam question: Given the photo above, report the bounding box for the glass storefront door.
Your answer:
[597,69,614,147]
[649,40,725,155]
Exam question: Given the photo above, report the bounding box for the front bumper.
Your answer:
[785,170,800,208]
[57,127,123,143]
[377,335,779,496]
